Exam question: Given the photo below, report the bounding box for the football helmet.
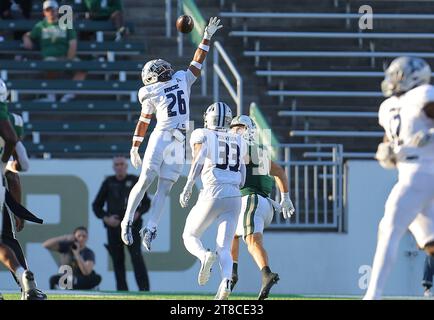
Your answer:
[381,56,431,97]
[230,115,257,145]
[203,102,233,131]
[141,59,174,86]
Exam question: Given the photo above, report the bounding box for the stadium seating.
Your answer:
[217,0,434,154]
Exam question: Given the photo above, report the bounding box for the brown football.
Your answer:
[176,15,194,33]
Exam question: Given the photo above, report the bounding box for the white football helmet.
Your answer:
[382,56,431,97]
[230,115,257,145]
[141,59,174,86]
[203,102,233,131]
[0,79,8,103]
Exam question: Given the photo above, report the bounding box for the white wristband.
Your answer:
[131,146,139,152]
[133,136,144,143]
[190,61,202,70]
[139,116,151,124]
[281,192,290,201]
[198,43,209,52]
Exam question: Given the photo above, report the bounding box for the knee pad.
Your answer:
[424,241,434,256]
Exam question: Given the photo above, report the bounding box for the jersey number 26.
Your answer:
[166,90,186,117]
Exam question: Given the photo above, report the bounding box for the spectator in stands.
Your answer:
[22,0,86,102]
[43,226,102,290]
[422,254,434,297]
[82,0,127,41]
[92,156,150,291]
[0,0,32,19]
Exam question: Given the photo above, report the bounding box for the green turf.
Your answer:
[1,291,354,300]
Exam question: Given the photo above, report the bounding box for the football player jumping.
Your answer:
[364,57,434,300]
[229,115,295,300]
[121,17,223,251]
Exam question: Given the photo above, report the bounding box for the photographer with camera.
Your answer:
[43,226,102,290]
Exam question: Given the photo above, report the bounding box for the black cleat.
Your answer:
[258,272,279,300]
[231,273,238,291]
[21,270,47,300]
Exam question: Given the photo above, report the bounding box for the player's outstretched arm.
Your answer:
[130,112,152,169]
[188,17,223,78]
[179,143,206,208]
[270,160,295,219]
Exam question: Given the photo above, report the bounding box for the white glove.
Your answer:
[203,17,223,40]
[130,146,142,169]
[179,183,193,208]
[268,198,282,214]
[375,142,397,169]
[280,193,295,219]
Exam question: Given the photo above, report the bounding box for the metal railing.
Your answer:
[230,31,434,39]
[270,144,344,231]
[244,50,434,58]
[289,130,383,138]
[220,12,434,20]
[268,90,383,98]
[213,41,243,115]
[278,111,378,118]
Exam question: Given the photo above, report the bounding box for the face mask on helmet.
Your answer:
[230,115,257,145]
[381,57,431,97]
[204,102,233,130]
[141,59,174,86]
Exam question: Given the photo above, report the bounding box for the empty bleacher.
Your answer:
[216,0,434,155]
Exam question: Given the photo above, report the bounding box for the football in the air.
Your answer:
[176,15,194,33]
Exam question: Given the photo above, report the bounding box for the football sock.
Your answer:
[261,266,272,277]
[14,267,25,284]
[217,247,233,280]
[146,178,174,230]
[232,262,238,274]
[364,226,405,300]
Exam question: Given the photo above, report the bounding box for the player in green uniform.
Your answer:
[229,115,295,300]
[0,79,46,300]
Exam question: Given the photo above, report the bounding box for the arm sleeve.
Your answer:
[83,249,96,263]
[29,23,40,42]
[186,142,207,186]
[92,179,109,219]
[185,69,198,87]
[68,28,77,41]
[58,241,71,254]
[190,129,206,153]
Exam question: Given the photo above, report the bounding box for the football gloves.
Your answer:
[280,193,295,219]
[375,142,397,169]
[179,183,193,208]
[130,146,142,169]
[203,17,223,40]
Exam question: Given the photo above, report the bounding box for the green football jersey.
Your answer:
[0,102,9,121]
[29,19,77,58]
[240,144,275,198]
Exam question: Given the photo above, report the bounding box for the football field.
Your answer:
[1,290,356,300]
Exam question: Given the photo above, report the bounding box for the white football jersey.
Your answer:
[190,128,246,199]
[379,84,434,171]
[138,70,196,131]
